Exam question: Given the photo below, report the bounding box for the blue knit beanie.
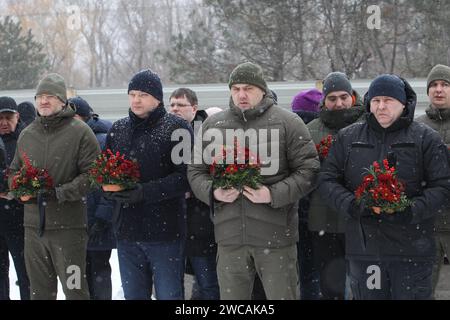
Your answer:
[367,74,407,105]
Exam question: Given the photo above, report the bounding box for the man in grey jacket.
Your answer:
[188,62,319,300]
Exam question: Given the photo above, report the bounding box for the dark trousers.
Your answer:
[298,221,320,300]
[188,255,219,300]
[0,237,9,300]
[348,259,433,300]
[86,249,112,300]
[0,227,30,300]
[312,232,346,300]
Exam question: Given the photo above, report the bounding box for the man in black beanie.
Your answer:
[105,69,193,300]
[416,64,450,298]
[318,74,450,299]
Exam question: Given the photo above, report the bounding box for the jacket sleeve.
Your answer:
[317,131,355,216]
[267,115,320,208]
[410,130,450,224]
[141,122,194,204]
[56,128,101,202]
[187,120,214,206]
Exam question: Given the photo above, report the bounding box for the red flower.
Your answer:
[210,142,262,190]
[88,149,140,189]
[316,135,334,161]
[10,153,54,198]
[354,159,411,215]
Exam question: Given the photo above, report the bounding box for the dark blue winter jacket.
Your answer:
[86,116,116,250]
[105,105,193,242]
[318,78,450,261]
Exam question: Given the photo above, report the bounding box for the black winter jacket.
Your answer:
[318,78,450,261]
[105,106,193,242]
[186,110,216,257]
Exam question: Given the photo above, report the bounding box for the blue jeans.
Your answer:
[117,239,184,300]
[188,255,219,300]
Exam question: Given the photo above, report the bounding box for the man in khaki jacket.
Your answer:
[9,74,100,299]
[188,62,319,300]
[416,64,450,297]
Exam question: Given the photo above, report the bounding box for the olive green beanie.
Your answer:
[228,62,268,93]
[36,73,67,103]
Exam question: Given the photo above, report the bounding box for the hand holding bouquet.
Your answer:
[355,159,411,215]
[10,153,54,202]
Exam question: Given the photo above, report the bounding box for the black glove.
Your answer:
[106,184,144,204]
[381,207,413,225]
[88,219,110,243]
[348,200,372,219]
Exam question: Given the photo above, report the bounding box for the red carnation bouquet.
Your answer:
[316,134,333,160]
[209,141,262,190]
[355,159,411,215]
[89,149,140,192]
[10,153,54,201]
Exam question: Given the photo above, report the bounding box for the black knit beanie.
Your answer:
[128,69,163,102]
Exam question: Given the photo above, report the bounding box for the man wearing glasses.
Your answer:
[8,74,100,299]
[169,88,219,300]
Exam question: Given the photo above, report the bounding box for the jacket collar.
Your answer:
[425,105,450,121]
[229,93,275,122]
[129,103,167,128]
[365,77,416,133]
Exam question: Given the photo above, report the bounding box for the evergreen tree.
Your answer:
[0,16,48,90]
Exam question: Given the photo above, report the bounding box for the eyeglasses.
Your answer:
[169,103,192,108]
[35,94,59,102]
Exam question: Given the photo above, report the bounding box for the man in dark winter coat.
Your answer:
[188,62,320,300]
[8,74,101,300]
[169,88,219,300]
[319,74,450,300]
[307,73,365,300]
[105,69,193,300]
[70,96,115,300]
[415,64,450,297]
[0,97,30,300]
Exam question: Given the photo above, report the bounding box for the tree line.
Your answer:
[0,0,449,90]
